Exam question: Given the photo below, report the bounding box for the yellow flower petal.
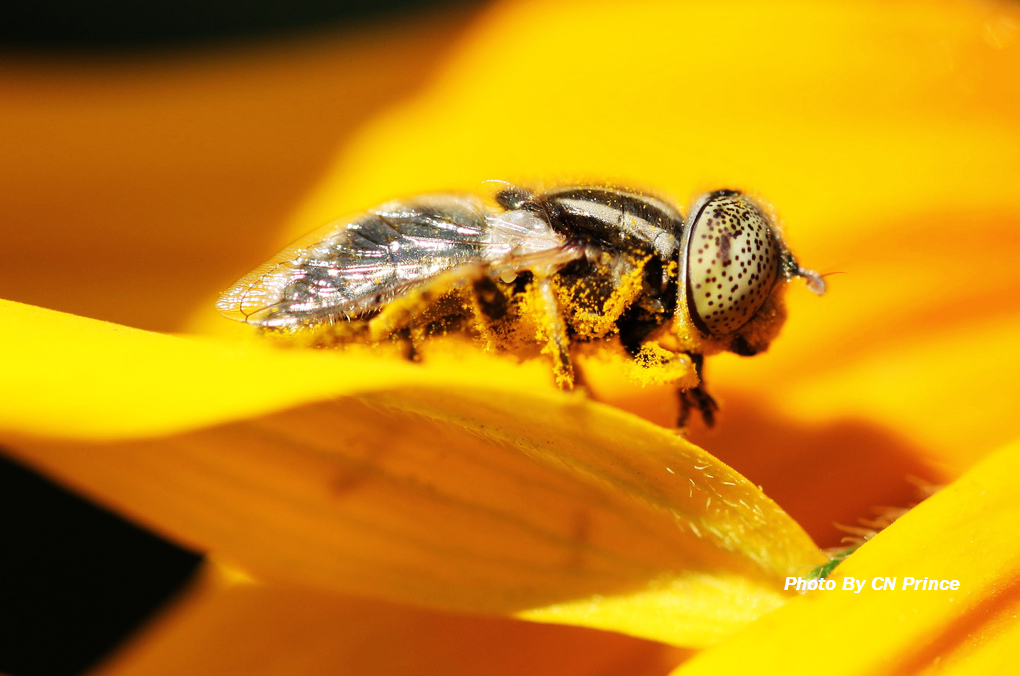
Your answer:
[1,298,425,440]
[670,438,1020,675]
[97,561,689,676]
[2,299,825,647]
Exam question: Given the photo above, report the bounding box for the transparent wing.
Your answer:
[217,194,580,328]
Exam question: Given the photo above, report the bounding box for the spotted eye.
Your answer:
[683,191,780,338]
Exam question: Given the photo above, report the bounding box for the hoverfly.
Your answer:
[218,183,825,426]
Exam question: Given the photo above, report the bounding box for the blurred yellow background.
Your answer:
[0,6,479,331]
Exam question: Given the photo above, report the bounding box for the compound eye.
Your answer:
[684,191,780,337]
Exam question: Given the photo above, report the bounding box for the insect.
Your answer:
[218,183,825,426]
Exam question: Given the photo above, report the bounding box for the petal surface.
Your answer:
[2,300,825,647]
[671,439,1020,675]
[96,562,689,676]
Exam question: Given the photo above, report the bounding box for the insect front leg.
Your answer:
[677,352,719,428]
[531,276,579,390]
[403,317,427,362]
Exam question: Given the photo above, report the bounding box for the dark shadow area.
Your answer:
[684,394,950,549]
[0,452,202,676]
[599,384,949,549]
[0,0,482,53]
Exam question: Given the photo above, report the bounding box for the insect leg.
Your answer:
[677,352,718,428]
[532,276,577,390]
[469,275,509,352]
[404,317,426,362]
